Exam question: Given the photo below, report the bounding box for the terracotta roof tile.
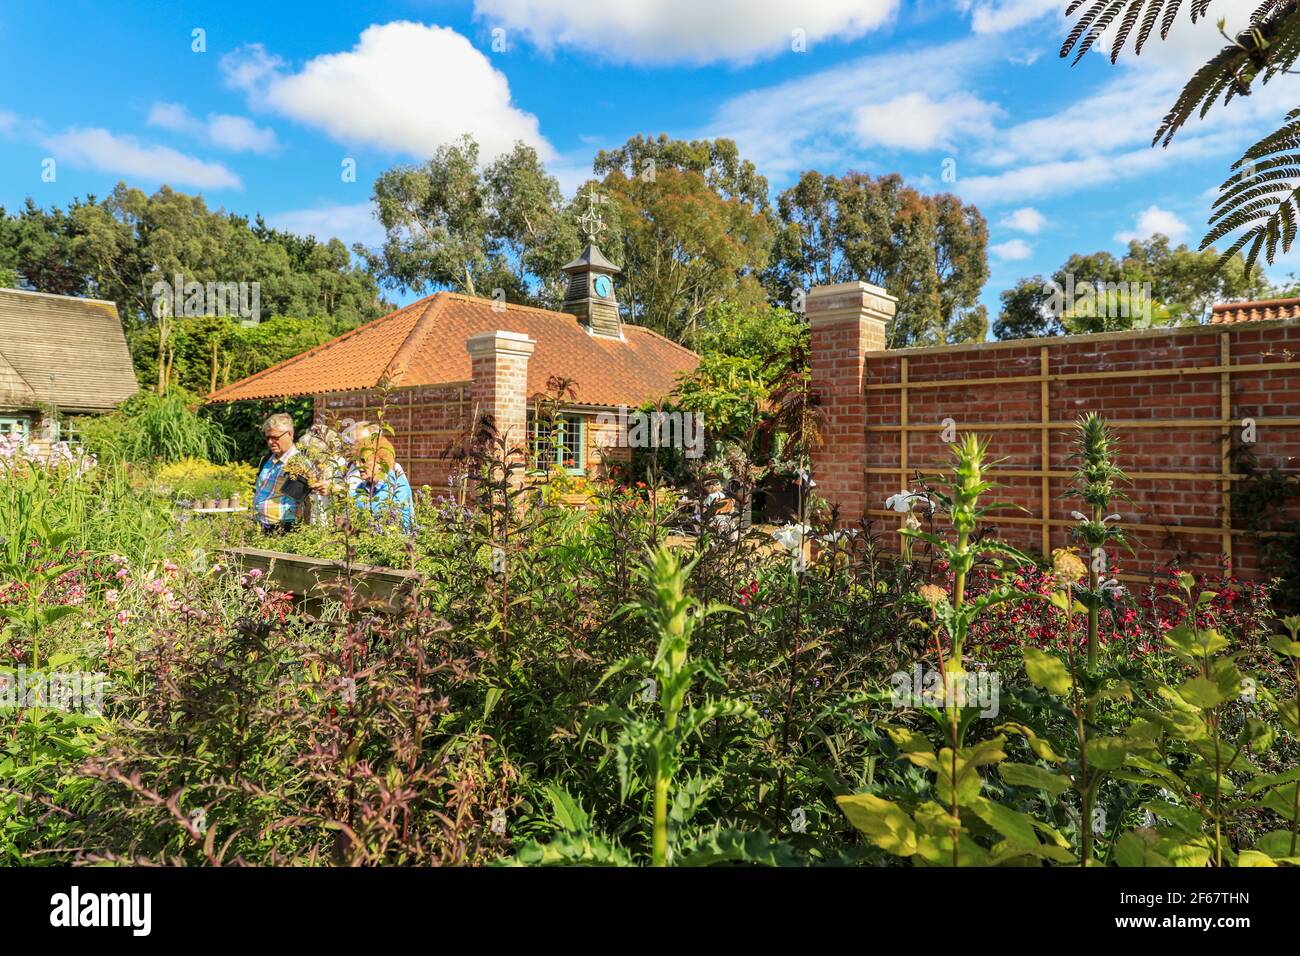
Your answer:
[207,292,698,408]
[1210,297,1300,325]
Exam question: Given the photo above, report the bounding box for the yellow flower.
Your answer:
[1051,548,1087,585]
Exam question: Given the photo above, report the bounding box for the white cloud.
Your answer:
[147,102,278,154]
[712,36,992,180]
[1115,205,1189,244]
[264,201,384,248]
[42,128,242,190]
[0,110,16,134]
[990,238,1032,261]
[960,0,1062,34]
[221,22,552,162]
[854,91,999,151]
[999,207,1046,234]
[474,0,899,65]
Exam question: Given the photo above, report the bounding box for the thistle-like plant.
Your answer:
[1016,547,1134,866]
[901,434,1033,665]
[838,434,1069,867]
[582,546,756,866]
[1066,413,1130,671]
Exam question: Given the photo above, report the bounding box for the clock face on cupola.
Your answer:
[560,185,623,338]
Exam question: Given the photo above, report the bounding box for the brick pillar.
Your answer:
[466,330,535,473]
[808,281,896,522]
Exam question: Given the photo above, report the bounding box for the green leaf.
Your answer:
[544,785,590,832]
[1268,634,1300,659]
[1085,737,1128,771]
[1177,675,1226,710]
[999,761,1071,798]
[1022,648,1073,696]
[836,793,918,857]
[966,796,1039,849]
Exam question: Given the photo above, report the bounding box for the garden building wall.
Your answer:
[312,329,631,495]
[809,284,1300,583]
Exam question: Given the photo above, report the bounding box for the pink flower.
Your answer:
[104,589,119,605]
[163,561,178,576]
[114,568,129,580]
[116,610,130,625]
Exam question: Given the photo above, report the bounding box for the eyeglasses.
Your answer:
[265,431,290,442]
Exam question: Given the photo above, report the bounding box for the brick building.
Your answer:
[207,244,698,488]
[808,284,1300,582]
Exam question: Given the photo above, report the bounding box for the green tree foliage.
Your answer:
[994,235,1273,339]
[360,135,584,307]
[593,136,774,344]
[770,171,988,347]
[673,303,807,448]
[1,185,385,391]
[593,133,771,210]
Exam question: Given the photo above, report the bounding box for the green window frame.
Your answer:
[528,412,585,475]
[0,416,30,440]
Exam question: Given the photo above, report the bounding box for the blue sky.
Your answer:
[1,0,1292,320]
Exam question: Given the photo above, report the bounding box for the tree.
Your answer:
[360,135,491,297]
[673,302,808,452]
[1062,1,1300,270]
[1,183,385,391]
[590,135,774,344]
[994,276,1064,340]
[993,235,1273,339]
[599,166,771,344]
[594,134,771,211]
[771,171,989,347]
[360,136,582,306]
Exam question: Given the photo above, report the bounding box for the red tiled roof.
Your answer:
[1210,297,1300,325]
[206,292,698,408]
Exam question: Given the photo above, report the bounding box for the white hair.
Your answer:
[262,413,295,436]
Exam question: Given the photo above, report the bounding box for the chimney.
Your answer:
[561,243,622,339]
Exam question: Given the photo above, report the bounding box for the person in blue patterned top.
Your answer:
[347,436,414,532]
[253,413,309,532]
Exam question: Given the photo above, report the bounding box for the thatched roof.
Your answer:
[0,289,139,413]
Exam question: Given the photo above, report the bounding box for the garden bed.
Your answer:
[223,546,419,614]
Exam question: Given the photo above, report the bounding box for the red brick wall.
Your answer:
[314,383,470,493]
[814,319,1300,582]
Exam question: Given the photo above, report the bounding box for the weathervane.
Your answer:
[576,184,607,244]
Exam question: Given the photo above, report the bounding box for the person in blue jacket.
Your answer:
[347,436,414,532]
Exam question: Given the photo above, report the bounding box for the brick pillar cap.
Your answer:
[466,329,536,358]
[806,281,897,327]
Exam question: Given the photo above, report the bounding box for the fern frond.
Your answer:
[1201,109,1300,269]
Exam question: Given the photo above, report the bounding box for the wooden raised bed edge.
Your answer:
[223,546,418,614]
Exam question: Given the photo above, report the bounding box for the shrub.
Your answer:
[76,390,234,465]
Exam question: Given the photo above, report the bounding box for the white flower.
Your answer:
[886,491,932,514]
[771,523,811,551]
[885,492,913,513]
[1070,511,1087,521]
[1099,579,1125,598]
[818,528,857,545]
